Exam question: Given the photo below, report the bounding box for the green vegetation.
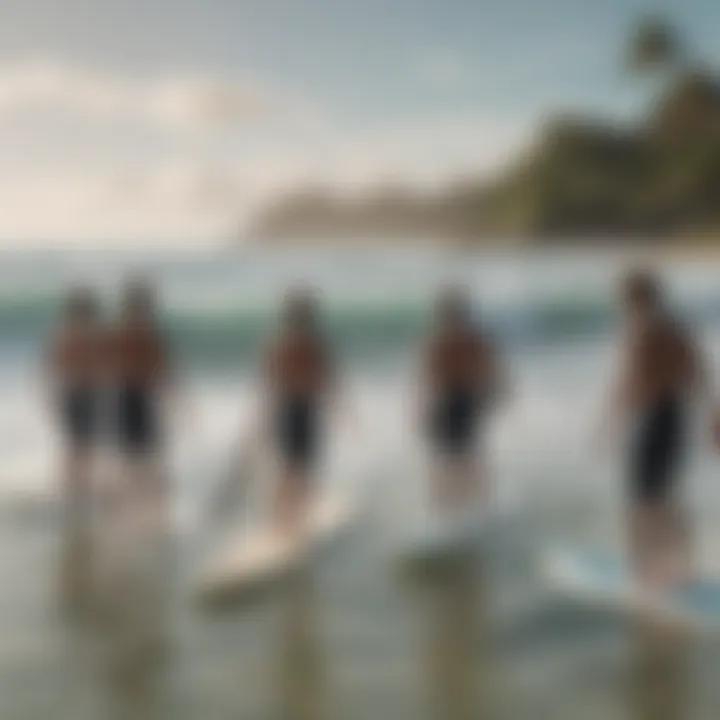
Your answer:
[254,18,720,244]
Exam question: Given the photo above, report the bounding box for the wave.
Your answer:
[2,289,719,367]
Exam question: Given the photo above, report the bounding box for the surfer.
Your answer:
[600,269,706,588]
[110,278,173,507]
[261,287,336,536]
[46,286,107,509]
[419,286,506,516]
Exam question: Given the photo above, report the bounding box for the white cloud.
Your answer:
[0,114,532,244]
[0,165,241,245]
[0,60,533,245]
[0,60,279,131]
[294,115,532,193]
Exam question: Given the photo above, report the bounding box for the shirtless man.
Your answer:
[420,286,505,515]
[604,270,705,587]
[111,279,173,503]
[262,287,335,535]
[46,287,106,509]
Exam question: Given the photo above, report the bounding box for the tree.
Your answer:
[625,16,683,74]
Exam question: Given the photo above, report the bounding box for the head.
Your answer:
[121,277,156,325]
[620,269,664,322]
[281,286,319,335]
[434,285,473,330]
[64,286,99,327]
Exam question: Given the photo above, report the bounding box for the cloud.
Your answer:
[0,58,533,244]
[0,112,533,244]
[296,115,532,193]
[0,60,280,131]
[0,164,243,245]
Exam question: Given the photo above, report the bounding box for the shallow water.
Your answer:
[3,247,720,719]
[5,488,720,720]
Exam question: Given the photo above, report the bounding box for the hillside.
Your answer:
[253,71,720,244]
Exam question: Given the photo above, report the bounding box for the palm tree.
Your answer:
[625,16,683,74]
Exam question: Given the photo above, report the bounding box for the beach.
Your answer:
[2,245,720,719]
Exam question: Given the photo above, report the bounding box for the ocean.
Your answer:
[1,245,720,719]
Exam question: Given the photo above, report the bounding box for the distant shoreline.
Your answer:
[253,70,720,248]
[248,232,720,260]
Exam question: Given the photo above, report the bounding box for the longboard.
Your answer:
[195,493,358,608]
[544,547,720,632]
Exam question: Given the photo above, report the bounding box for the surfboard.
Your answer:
[195,492,359,608]
[543,547,720,632]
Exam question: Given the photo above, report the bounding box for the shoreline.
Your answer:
[241,233,720,263]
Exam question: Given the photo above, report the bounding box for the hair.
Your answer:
[65,286,99,323]
[121,276,156,321]
[435,284,472,327]
[281,285,319,332]
[622,268,663,309]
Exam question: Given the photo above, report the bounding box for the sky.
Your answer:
[0,0,718,245]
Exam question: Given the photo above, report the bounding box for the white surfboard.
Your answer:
[195,492,359,607]
[544,547,720,632]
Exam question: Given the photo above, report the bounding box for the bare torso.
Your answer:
[622,314,700,412]
[425,327,496,397]
[265,332,332,402]
[112,324,169,390]
[49,324,106,390]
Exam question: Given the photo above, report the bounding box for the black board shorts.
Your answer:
[60,388,99,449]
[116,386,160,455]
[276,397,319,470]
[629,397,685,504]
[429,388,480,457]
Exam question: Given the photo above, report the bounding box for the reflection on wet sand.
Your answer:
[59,480,176,720]
[629,622,689,720]
[419,559,487,720]
[274,572,328,720]
[58,518,96,621]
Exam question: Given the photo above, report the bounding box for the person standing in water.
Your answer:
[46,287,107,511]
[601,269,706,588]
[420,286,506,515]
[261,287,336,535]
[111,279,173,505]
